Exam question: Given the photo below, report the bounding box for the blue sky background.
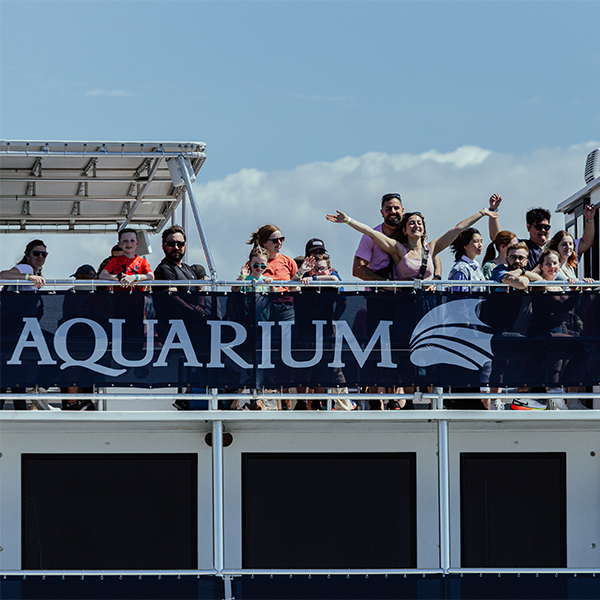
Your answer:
[1,1,599,279]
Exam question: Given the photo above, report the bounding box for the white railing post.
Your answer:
[212,417,225,577]
[438,411,451,574]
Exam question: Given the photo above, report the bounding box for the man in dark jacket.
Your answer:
[153,225,211,409]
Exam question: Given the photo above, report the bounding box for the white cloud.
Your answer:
[2,142,597,283]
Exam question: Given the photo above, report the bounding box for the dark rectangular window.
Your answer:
[22,454,198,570]
[461,452,566,568]
[242,452,416,569]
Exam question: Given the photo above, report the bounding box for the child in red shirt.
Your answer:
[99,228,154,289]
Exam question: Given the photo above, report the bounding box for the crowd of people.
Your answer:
[0,192,597,412]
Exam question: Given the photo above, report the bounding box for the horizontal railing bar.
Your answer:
[0,570,217,577]
[1,279,598,288]
[221,569,445,576]
[1,568,597,577]
[2,411,600,421]
[1,393,598,401]
[449,568,600,574]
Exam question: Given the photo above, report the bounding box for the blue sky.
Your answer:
[1,1,599,279]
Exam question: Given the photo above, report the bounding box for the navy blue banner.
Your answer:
[1,289,599,389]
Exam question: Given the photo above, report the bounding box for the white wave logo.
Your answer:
[409,299,493,370]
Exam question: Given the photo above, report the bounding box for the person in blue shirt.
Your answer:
[490,242,542,290]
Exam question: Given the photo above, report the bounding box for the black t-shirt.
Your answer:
[154,258,200,290]
[522,239,542,271]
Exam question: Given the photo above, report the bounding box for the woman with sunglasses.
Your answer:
[326,208,498,281]
[1,240,49,410]
[247,224,298,320]
[248,224,297,285]
[0,239,48,289]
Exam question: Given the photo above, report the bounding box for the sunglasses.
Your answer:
[165,241,186,248]
[32,251,48,258]
[251,263,268,270]
[268,237,285,244]
[533,223,551,232]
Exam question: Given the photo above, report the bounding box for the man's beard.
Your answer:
[169,250,183,262]
[384,214,400,228]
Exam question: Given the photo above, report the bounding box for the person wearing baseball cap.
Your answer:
[71,264,97,278]
[305,238,328,257]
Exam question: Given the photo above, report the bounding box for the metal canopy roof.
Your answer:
[0,140,206,234]
[556,176,600,215]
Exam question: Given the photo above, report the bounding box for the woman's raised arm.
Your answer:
[326,210,399,258]
[430,208,498,256]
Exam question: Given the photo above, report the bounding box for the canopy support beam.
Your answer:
[119,158,160,231]
[178,154,217,279]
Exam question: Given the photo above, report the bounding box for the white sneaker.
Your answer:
[552,398,569,410]
[511,399,547,411]
[29,397,61,411]
[490,399,505,411]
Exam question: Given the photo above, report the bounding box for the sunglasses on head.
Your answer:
[268,236,285,244]
[251,263,268,270]
[165,241,186,248]
[32,250,48,258]
[533,223,551,232]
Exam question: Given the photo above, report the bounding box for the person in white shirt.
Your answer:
[448,228,486,292]
[0,239,47,290]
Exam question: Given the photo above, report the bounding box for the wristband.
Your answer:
[25,273,30,281]
[586,219,594,223]
[433,275,442,280]
[345,218,351,225]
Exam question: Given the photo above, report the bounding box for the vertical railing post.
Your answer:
[437,404,451,573]
[212,417,225,577]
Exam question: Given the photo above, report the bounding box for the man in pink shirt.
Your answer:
[353,193,404,281]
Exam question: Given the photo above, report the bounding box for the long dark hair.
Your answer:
[451,228,479,261]
[394,212,427,244]
[17,239,47,275]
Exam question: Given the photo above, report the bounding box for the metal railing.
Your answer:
[2,278,600,289]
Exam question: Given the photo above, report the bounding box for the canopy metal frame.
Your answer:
[0,140,217,277]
